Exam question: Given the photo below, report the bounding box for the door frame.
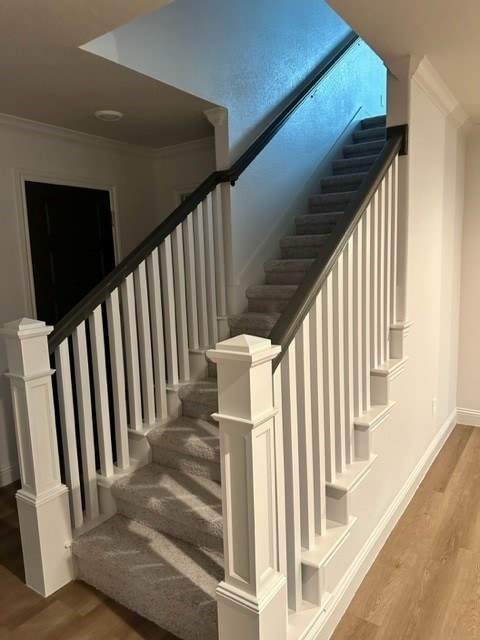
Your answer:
[14,168,122,318]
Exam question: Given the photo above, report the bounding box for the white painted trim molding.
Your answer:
[412,58,470,132]
[298,408,457,640]
[153,136,215,159]
[0,462,20,487]
[457,407,480,427]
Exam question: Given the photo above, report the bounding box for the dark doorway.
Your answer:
[25,182,116,326]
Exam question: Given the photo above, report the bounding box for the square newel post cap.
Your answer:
[0,318,53,339]
[207,334,281,367]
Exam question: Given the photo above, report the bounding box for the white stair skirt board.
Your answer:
[286,409,457,640]
[457,408,480,427]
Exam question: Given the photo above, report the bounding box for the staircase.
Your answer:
[70,114,387,640]
[229,114,386,338]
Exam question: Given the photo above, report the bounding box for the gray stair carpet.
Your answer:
[71,114,386,640]
[228,114,386,339]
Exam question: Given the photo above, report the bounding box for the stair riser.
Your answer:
[116,499,223,553]
[309,196,352,214]
[353,128,385,143]
[76,559,218,640]
[230,325,271,338]
[152,448,221,482]
[333,158,376,175]
[344,141,384,158]
[321,175,365,193]
[265,271,308,285]
[362,115,386,129]
[181,399,217,419]
[282,246,325,259]
[296,221,337,235]
[248,298,292,313]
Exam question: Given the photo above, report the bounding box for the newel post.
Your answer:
[208,335,287,640]
[0,318,74,596]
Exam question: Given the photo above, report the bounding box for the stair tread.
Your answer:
[228,311,280,327]
[301,517,357,568]
[344,139,384,157]
[281,234,329,246]
[264,258,314,272]
[296,212,342,223]
[326,455,377,492]
[178,379,218,404]
[246,284,298,299]
[112,463,222,540]
[73,514,222,640]
[353,126,386,142]
[309,190,356,203]
[321,171,368,190]
[147,416,220,463]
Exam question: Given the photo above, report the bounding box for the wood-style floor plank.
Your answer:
[333,424,480,640]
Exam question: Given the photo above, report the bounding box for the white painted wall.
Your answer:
[83,1,387,310]
[0,115,215,485]
[320,70,467,635]
[457,132,480,422]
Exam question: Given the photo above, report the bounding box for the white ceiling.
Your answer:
[328,0,480,125]
[0,0,216,148]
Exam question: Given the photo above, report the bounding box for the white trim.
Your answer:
[14,169,122,317]
[0,112,155,158]
[174,182,199,206]
[294,408,457,640]
[412,58,470,131]
[0,462,20,486]
[153,136,214,159]
[457,407,480,427]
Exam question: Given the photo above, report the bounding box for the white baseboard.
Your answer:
[301,408,457,640]
[0,462,20,487]
[457,407,480,427]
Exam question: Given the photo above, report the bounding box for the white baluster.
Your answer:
[89,307,114,478]
[106,289,130,469]
[273,367,288,577]
[309,298,327,536]
[353,219,364,416]
[322,275,336,483]
[204,192,219,344]
[390,156,399,329]
[384,169,393,360]
[182,215,200,350]
[72,322,100,520]
[55,341,83,528]
[147,249,168,420]
[280,341,303,612]
[1,318,74,596]
[209,336,287,640]
[343,238,355,463]
[295,316,315,550]
[377,180,386,364]
[370,193,379,369]
[212,185,227,318]
[160,236,179,386]
[194,203,210,347]
[134,262,156,424]
[362,205,372,410]
[332,257,346,474]
[121,274,143,429]
[171,226,190,381]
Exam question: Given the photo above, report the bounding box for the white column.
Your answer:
[208,335,287,640]
[0,318,74,596]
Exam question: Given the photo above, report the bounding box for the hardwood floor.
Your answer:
[0,481,179,639]
[332,424,480,640]
[1,425,479,639]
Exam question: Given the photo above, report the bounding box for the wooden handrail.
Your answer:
[48,32,359,354]
[269,126,408,371]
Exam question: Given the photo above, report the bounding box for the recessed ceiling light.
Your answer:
[94,110,123,121]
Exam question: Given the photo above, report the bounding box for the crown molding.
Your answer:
[0,112,157,157]
[0,111,215,159]
[412,57,470,131]
[153,136,215,159]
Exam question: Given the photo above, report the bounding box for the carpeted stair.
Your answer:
[229,114,386,337]
[71,114,386,640]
